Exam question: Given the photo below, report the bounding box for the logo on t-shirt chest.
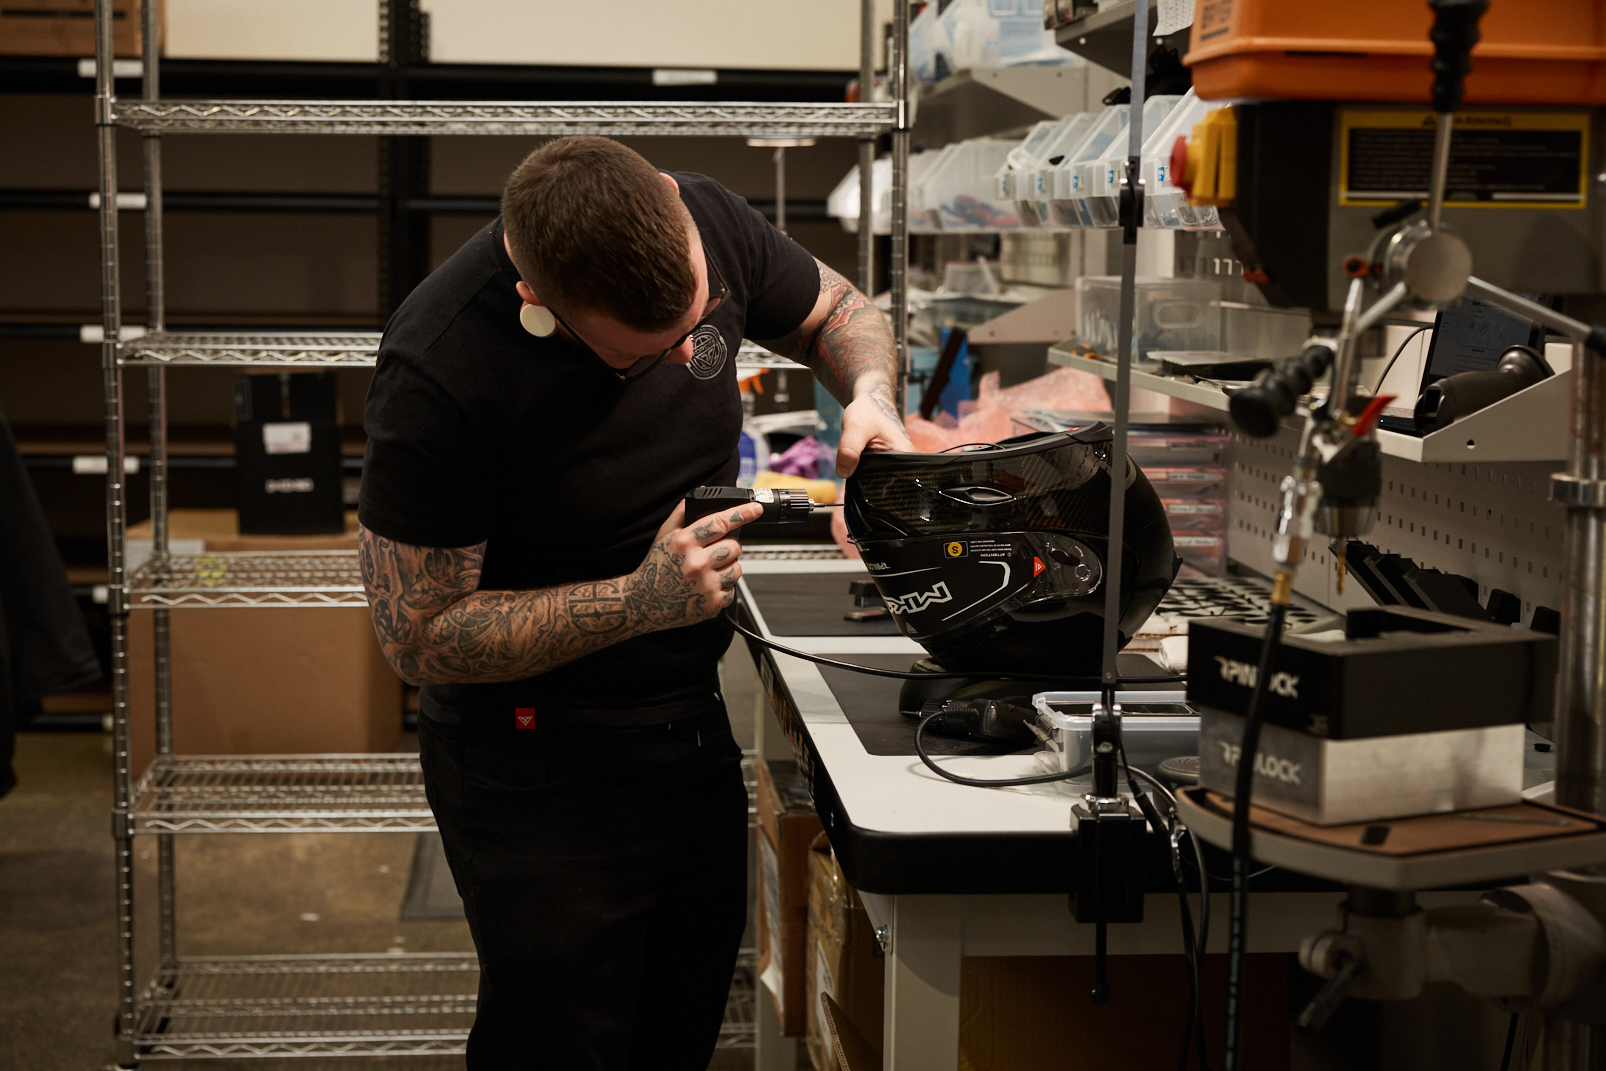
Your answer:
[687,325,728,381]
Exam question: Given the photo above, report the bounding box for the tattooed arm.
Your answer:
[755,260,914,476]
[358,501,761,685]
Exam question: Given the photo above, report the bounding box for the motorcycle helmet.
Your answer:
[845,425,1178,675]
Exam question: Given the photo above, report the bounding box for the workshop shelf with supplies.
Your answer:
[87,0,910,1062]
[1047,342,1575,464]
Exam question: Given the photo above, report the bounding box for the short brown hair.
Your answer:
[501,137,695,333]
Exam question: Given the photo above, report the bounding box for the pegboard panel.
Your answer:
[1226,428,1568,623]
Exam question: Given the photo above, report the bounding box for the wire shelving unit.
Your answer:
[91,0,910,1064]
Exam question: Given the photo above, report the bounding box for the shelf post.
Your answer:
[1554,334,1606,825]
[140,0,178,975]
[856,0,876,297]
[95,0,137,1063]
[889,0,910,414]
[1098,0,1149,692]
[377,0,432,318]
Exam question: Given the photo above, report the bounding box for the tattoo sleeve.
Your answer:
[358,525,716,686]
[755,261,899,420]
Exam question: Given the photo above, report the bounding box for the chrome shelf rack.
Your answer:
[129,552,368,608]
[130,755,434,834]
[111,99,895,137]
[120,331,806,373]
[129,949,758,1058]
[92,0,909,1063]
[119,331,384,368]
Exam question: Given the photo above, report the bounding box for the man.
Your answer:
[357,136,911,1070]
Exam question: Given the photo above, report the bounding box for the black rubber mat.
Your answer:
[743,572,902,637]
[814,652,1172,757]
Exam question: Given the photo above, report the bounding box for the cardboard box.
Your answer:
[127,509,401,773]
[805,834,885,1071]
[0,0,161,58]
[756,759,825,1036]
[801,829,1291,1071]
[957,953,1290,1070]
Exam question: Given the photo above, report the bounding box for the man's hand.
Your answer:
[837,379,915,477]
[625,500,763,628]
[358,501,762,686]
[754,260,912,477]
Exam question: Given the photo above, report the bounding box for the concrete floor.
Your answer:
[1,649,770,1071]
[0,730,479,1071]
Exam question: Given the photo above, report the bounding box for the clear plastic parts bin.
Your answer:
[1140,88,1228,230]
[994,119,1060,215]
[1080,95,1181,229]
[1220,302,1314,360]
[1146,467,1227,497]
[939,0,1079,71]
[1161,497,1226,530]
[1019,112,1098,229]
[906,149,946,233]
[1046,105,1127,228]
[1125,431,1228,466]
[909,138,1022,232]
[1173,532,1227,576]
[1076,275,1224,366]
[827,155,893,235]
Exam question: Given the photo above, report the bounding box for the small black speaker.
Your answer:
[233,373,345,535]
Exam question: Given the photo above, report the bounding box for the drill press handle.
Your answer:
[1429,0,1487,115]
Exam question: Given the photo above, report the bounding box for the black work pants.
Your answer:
[418,701,748,1070]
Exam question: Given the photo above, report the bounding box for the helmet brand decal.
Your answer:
[1217,740,1303,785]
[885,581,953,615]
[1214,656,1300,698]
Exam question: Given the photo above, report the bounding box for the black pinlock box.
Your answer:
[233,372,345,536]
[1187,607,1556,825]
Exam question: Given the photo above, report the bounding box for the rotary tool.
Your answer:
[682,485,826,526]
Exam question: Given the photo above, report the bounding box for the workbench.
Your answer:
[735,554,1472,1071]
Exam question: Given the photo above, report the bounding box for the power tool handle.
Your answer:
[1429,0,1488,114]
[683,488,744,525]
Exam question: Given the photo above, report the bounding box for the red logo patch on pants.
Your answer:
[514,708,535,729]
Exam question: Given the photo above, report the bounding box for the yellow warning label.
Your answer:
[945,541,966,558]
[1338,109,1589,210]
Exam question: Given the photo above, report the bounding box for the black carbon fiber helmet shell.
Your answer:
[845,426,1177,674]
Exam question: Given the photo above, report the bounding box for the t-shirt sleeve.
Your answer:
[358,351,496,549]
[722,188,821,341]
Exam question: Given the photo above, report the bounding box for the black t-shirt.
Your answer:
[359,172,819,724]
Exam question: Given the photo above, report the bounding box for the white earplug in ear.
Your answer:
[519,302,556,338]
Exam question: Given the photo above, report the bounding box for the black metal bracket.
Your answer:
[1118,157,1144,245]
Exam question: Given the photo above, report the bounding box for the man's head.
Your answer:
[502,137,717,376]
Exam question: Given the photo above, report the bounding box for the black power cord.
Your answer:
[913,710,1092,787]
[1372,324,1433,395]
[1499,1012,1520,1071]
[1222,601,1288,1071]
[724,611,1186,685]
[1123,751,1211,1071]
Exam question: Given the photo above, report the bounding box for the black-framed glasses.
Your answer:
[548,247,727,382]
